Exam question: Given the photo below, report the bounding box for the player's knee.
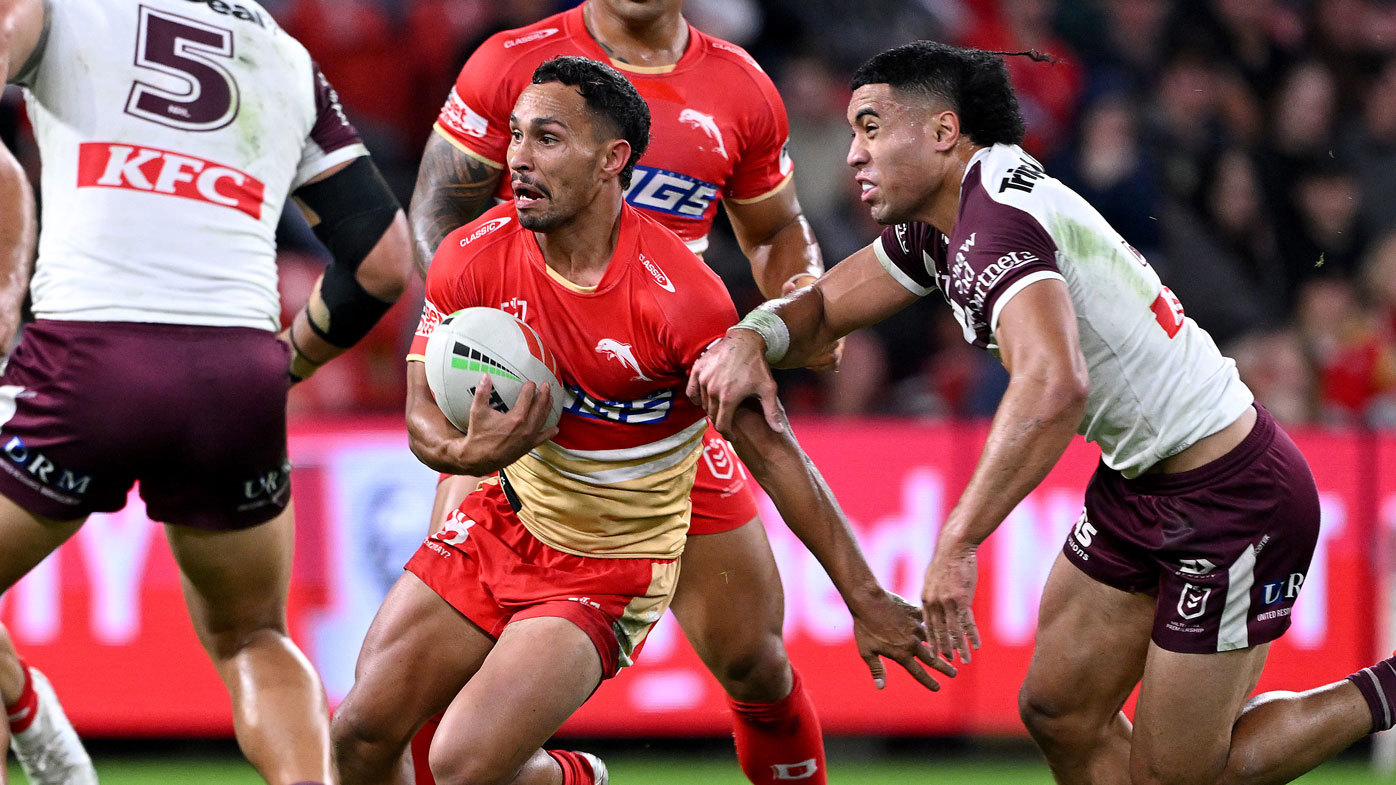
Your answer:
[1018,682,1088,747]
[199,617,291,663]
[330,695,406,764]
[710,633,791,702]
[428,739,514,785]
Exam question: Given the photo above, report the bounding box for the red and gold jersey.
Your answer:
[409,202,738,559]
[434,4,794,256]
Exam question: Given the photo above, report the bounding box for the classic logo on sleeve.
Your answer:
[461,217,512,246]
[639,253,676,293]
[503,28,559,48]
[440,88,490,139]
[415,300,445,340]
[77,142,265,219]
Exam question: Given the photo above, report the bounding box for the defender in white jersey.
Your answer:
[0,1,414,783]
[691,41,1395,785]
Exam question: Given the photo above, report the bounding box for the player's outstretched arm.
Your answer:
[688,243,917,433]
[921,279,1088,664]
[727,400,955,692]
[726,183,844,371]
[405,363,557,476]
[281,157,413,382]
[407,132,504,278]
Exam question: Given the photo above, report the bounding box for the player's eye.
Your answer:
[510,129,523,142]
[541,134,559,145]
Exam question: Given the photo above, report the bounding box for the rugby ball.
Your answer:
[423,307,565,432]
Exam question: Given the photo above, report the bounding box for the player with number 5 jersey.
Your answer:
[0,1,415,782]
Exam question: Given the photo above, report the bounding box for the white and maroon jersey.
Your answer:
[14,0,368,330]
[409,202,738,559]
[875,144,1253,477]
[434,4,793,256]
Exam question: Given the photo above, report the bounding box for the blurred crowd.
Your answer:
[5,0,1396,427]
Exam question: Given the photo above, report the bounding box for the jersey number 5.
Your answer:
[125,7,239,132]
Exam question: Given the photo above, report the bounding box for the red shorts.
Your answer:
[405,481,679,678]
[687,425,759,536]
[436,425,759,537]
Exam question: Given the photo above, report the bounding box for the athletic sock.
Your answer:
[1347,654,1396,732]
[547,749,599,784]
[4,659,37,734]
[727,668,826,784]
[411,712,443,785]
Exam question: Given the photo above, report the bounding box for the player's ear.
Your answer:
[601,139,632,183]
[932,110,961,153]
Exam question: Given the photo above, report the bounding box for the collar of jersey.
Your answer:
[521,203,638,297]
[566,4,703,75]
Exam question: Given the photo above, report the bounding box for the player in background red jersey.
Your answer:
[406,2,841,784]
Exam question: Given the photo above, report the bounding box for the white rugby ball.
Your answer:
[423,307,565,432]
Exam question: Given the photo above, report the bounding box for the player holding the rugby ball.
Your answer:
[411,4,833,782]
[330,57,945,785]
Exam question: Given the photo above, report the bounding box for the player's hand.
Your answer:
[921,536,982,664]
[459,376,559,473]
[687,331,782,436]
[780,275,842,373]
[850,589,956,692]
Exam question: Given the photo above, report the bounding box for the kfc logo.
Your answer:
[77,142,264,219]
[415,300,445,341]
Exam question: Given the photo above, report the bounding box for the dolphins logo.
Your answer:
[678,109,728,160]
[595,339,652,381]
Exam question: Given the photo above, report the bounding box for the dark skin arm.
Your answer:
[725,183,839,369]
[726,401,955,691]
[404,361,557,476]
[688,243,916,434]
[920,279,1088,662]
[407,131,504,277]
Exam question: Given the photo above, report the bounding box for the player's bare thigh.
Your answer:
[430,616,603,783]
[0,493,83,592]
[164,504,298,644]
[1130,642,1268,785]
[669,516,790,701]
[1021,554,1153,740]
[338,571,497,746]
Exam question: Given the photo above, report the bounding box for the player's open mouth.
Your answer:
[859,181,878,202]
[512,179,549,206]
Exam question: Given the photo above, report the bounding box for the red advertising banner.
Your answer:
[0,419,1382,737]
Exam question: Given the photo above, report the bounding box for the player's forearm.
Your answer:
[728,405,885,610]
[941,370,1087,549]
[0,145,34,351]
[743,213,823,300]
[408,133,502,278]
[735,287,842,369]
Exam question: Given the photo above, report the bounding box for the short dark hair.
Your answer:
[532,56,651,188]
[851,41,1026,148]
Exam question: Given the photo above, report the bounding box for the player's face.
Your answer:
[846,84,947,225]
[590,0,683,26]
[508,83,616,231]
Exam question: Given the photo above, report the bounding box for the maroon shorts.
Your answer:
[1063,405,1320,653]
[0,320,292,530]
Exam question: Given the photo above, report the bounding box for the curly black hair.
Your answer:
[532,56,651,188]
[851,41,1029,148]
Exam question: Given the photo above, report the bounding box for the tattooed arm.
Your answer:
[407,132,504,277]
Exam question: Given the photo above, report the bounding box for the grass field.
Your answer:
[8,746,1395,784]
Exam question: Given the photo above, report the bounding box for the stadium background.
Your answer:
[7,0,1396,781]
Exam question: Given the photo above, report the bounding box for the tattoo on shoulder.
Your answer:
[409,137,502,275]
